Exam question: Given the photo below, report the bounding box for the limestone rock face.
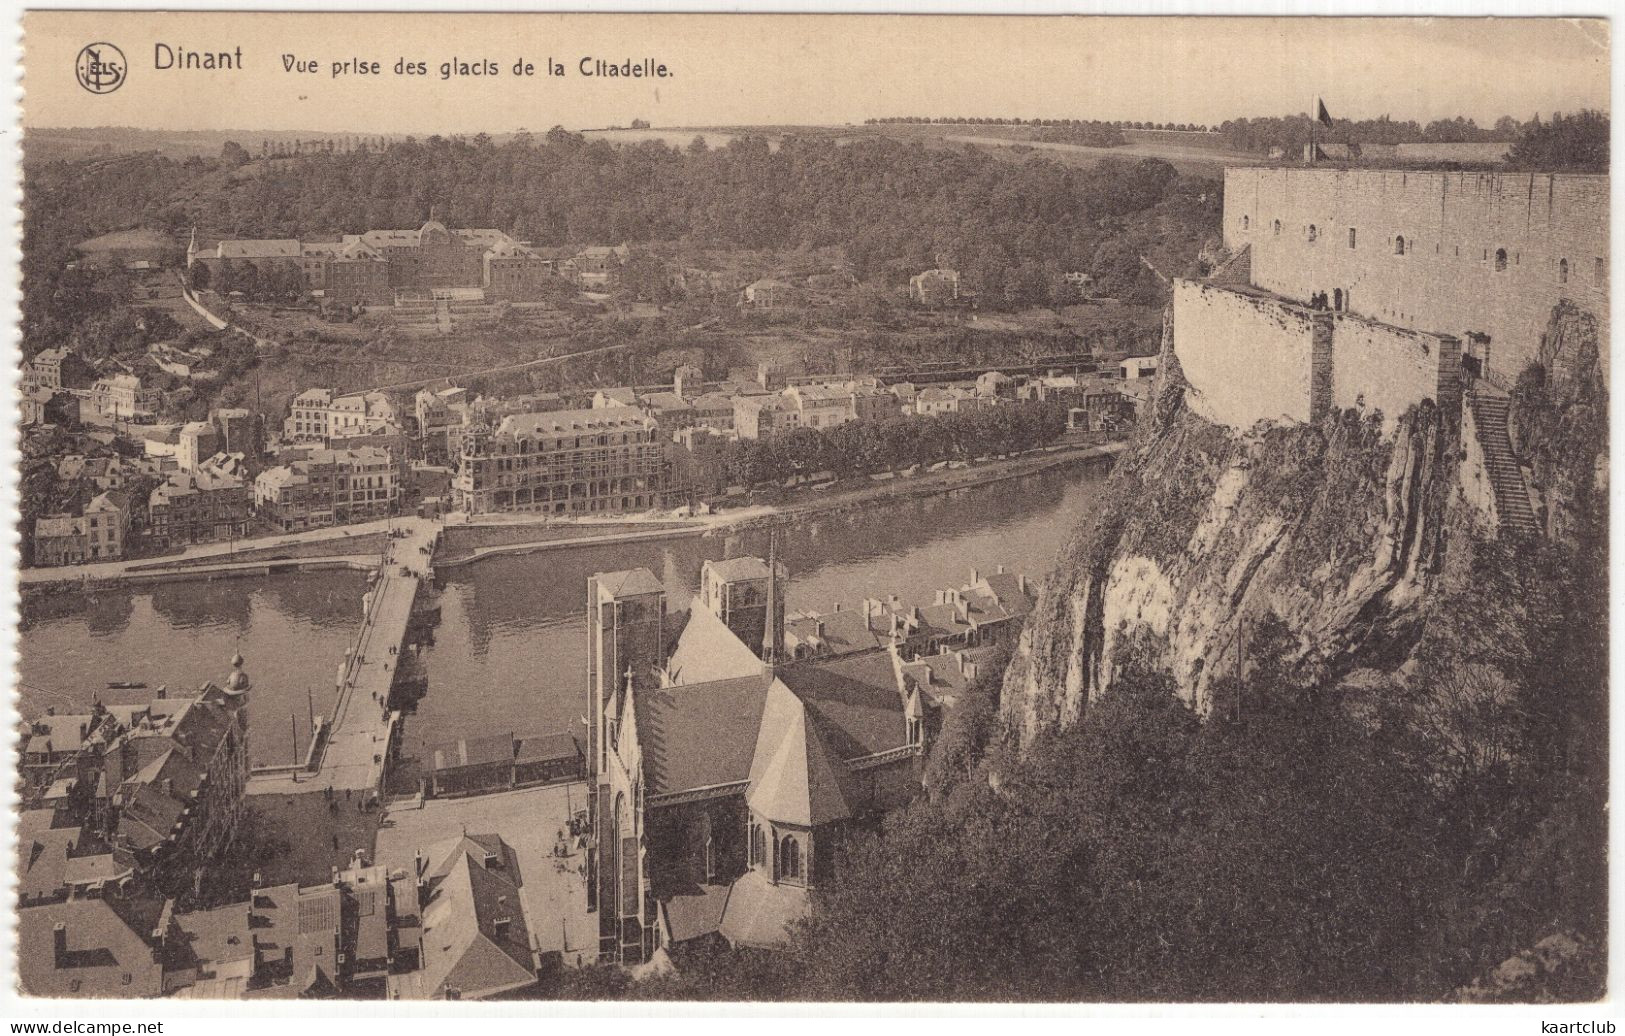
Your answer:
[1000,351,1460,750]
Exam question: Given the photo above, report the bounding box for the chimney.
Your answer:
[956,650,968,675]
[814,619,825,639]
[161,778,173,799]
[1018,574,1028,595]
[996,564,1006,576]
[53,922,68,965]
[970,567,979,585]
[831,601,841,613]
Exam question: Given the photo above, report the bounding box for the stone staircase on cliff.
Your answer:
[1468,391,1541,538]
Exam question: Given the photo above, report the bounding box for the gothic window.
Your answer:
[1394,236,1406,256]
[1559,258,1569,284]
[780,836,801,880]
[1495,248,1508,272]
[1307,225,1318,243]
[1349,228,1357,249]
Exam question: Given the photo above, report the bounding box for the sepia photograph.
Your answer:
[5,7,1613,1012]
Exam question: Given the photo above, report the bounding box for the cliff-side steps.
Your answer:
[1468,392,1541,538]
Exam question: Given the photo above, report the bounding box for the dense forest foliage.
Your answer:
[714,400,1072,489]
[22,129,1214,353]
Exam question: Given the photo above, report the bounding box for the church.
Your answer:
[583,546,1033,962]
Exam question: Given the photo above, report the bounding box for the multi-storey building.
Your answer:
[284,388,396,444]
[32,492,131,567]
[254,446,397,530]
[147,469,250,548]
[454,408,673,516]
[90,374,160,421]
[192,218,560,305]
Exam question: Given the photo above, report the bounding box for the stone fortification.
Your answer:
[1223,168,1607,386]
[1172,279,1458,435]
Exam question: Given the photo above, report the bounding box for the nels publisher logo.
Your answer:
[75,42,126,94]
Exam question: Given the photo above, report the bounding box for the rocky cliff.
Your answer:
[1001,328,1470,747]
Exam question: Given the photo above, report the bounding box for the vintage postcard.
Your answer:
[5,7,1612,1013]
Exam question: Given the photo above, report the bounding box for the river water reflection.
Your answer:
[19,462,1107,771]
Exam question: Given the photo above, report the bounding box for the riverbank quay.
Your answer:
[19,515,408,588]
[435,439,1128,568]
[20,439,1125,592]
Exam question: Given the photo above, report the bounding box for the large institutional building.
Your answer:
[188,217,562,304]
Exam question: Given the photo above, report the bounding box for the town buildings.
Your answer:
[32,492,130,566]
[190,218,563,305]
[284,388,399,444]
[454,408,674,516]
[90,373,160,421]
[147,468,250,549]
[254,446,399,530]
[567,245,629,289]
[426,732,584,799]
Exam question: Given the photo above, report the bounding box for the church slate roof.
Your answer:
[636,675,771,797]
[772,652,908,761]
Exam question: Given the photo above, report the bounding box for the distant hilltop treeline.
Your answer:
[864,110,1607,167]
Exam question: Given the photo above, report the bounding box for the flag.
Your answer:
[1316,98,1334,128]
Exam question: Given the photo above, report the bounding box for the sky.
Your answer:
[22,12,1611,134]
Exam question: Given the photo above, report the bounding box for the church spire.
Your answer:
[762,531,784,668]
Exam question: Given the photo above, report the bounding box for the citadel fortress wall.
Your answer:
[1173,168,1605,433]
[1174,280,1459,433]
[1223,168,1607,385]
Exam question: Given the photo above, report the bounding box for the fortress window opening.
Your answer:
[1242,215,1249,230]
[1560,258,1569,284]
[1272,219,1282,236]
[1394,235,1406,255]
[1597,257,1607,284]
[1495,248,1508,272]
[1307,225,1318,243]
[1348,228,1357,249]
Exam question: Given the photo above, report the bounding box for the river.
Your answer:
[18,461,1107,770]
